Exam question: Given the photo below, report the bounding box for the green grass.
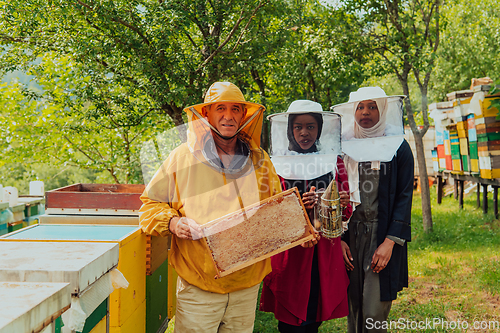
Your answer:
[254,187,500,332]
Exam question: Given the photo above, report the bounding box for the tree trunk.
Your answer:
[400,76,433,232]
[413,131,433,232]
[163,103,187,143]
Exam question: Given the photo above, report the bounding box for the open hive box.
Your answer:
[45,183,145,215]
[202,188,315,278]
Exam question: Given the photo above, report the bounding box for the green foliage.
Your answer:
[0,0,279,182]
[0,0,366,181]
[431,0,500,101]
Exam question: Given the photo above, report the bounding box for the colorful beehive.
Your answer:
[8,202,26,233]
[18,196,45,218]
[39,215,176,333]
[443,130,453,170]
[1,225,146,333]
[470,85,500,178]
[448,126,463,173]
[459,137,470,173]
[45,183,144,216]
[469,141,479,173]
[456,117,469,139]
[0,282,71,333]
[43,183,176,332]
[431,149,439,173]
[467,113,479,173]
[0,241,119,333]
[429,101,454,172]
[437,145,446,171]
[0,202,8,236]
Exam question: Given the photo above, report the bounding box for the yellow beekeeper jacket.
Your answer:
[139,102,281,294]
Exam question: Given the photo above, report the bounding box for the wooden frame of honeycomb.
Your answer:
[201,187,315,278]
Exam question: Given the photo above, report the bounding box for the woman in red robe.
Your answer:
[260,100,352,333]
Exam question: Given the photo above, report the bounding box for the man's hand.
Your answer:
[341,241,354,271]
[339,191,349,208]
[301,228,320,248]
[302,186,318,210]
[370,238,395,273]
[170,217,202,240]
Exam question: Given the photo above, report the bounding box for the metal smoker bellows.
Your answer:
[316,179,343,238]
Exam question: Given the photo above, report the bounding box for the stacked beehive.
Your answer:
[467,113,480,174]
[430,101,455,172]
[41,183,175,333]
[18,196,45,227]
[472,85,500,178]
[446,90,475,174]
[0,202,8,236]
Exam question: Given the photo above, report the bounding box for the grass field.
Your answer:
[254,186,500,332]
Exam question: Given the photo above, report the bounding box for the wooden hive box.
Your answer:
[45,183,145,215]
[0,241,119,333]
[0,224,146,333]
[0,282,71,333]
[201,188,315,278]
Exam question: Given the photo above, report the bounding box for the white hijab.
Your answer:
[345,99,386,207]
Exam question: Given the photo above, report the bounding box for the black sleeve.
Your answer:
[386,140,414,241]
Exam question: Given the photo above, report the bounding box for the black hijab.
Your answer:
[287,113,324,154]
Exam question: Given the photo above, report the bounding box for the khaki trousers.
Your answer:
[174,277,260,333]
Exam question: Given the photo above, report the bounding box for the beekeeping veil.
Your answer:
[268,100,341,180]
[331,87,405,207]
[140,82,269,235]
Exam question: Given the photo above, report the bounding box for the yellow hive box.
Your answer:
[110,300,146,333]
[480,168,500,179]
[168,259,178,319]
[459,138,469,155]
[90,317,107,333]
[452,159,462,172]
[480,97,500,118]
[456,121,466,132]
[457,129,468,138]
[109,228,147,329]
[39,216,176,326]
[471,159,479,172]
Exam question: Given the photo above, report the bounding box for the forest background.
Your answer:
[0,0,499,195]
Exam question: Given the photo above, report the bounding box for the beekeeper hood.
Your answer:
[331,86,405,163]
[331,86,405,208]
[139,82,266,185]
[183,81,267,174]
[268,100,341,180]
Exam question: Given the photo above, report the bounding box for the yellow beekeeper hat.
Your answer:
[184,82,266,145]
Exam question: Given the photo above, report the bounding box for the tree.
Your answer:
[228,0,366,149]
[430,0,500,100]
[342,0,442,232]
[0,0,272,183]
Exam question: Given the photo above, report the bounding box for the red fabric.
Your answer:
[260,157,352,325]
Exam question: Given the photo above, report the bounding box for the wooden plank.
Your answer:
[495,187,499,219]
[39,214,139,225]
[80,184,144,193]
[477,183,481,208]
[201,187,315,278]
[45,208,140,216]
[437,175,443,204]
[459,180,464,209]
[454,180,458,200]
